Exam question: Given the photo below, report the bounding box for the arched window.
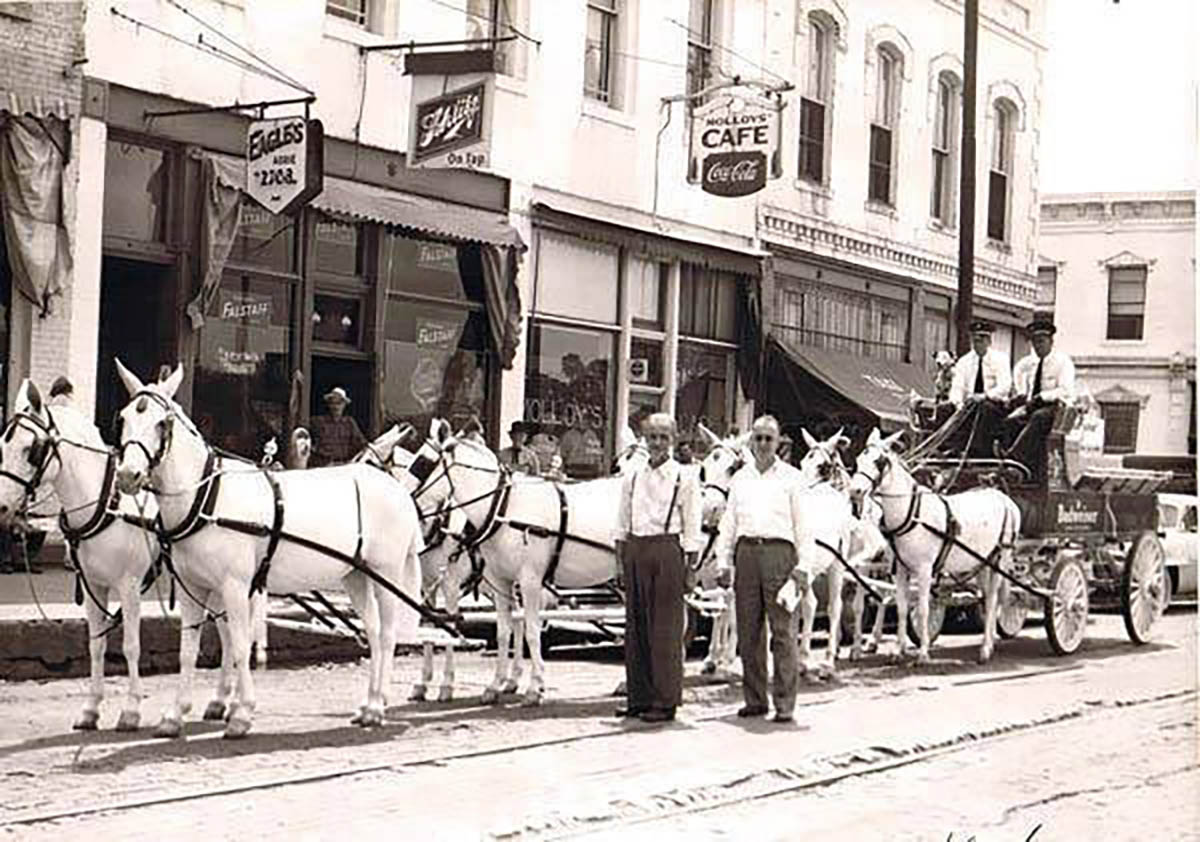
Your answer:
[799,12,836,185]
[988,98,1017,242]
[930,71,960,225]
[869,44,902,205]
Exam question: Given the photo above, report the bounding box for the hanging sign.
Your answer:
[687,92,783,197]
[245,117,325,214]
[408,80,493,170]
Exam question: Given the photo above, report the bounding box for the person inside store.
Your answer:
[713,415,812,724]
[498,420,541,475]
[996,316,1076,482]
[310,387,367,467]
[613,412,702,724]
[948,320,1013,457]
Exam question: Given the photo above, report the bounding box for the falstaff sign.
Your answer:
[688,92,783,197]
[408,80,492,170]
[245,117,325,214]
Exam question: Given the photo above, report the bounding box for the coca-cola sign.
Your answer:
[688,91,783,198]
[408,81,491,170]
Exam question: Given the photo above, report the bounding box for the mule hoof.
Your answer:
[154,717,183,739]
[500,680,520,695]
[480,688,501,705]
[223,717,253,739]
[115,710,140,732]
[977,649,993,665]
[915,652,932,666]
[357,707,384,728]
[520,689,543,707]
[700,661,716,676]
[408,685,427,702]
[202,701,227,722]
[73,710,99,731]
[611,681,627,697]
[436,686,453,703]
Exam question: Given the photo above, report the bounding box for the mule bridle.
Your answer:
[699,442,745,501]
[0,410,63,502]
[118,391,179,474]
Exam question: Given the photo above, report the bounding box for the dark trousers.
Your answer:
[1001,402,1059,482]
[623,534,685,712]
[734,539,799,716]
[965,398,1008,458]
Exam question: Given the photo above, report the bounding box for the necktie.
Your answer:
[1031,357,1044,399]
[973,356,985,394]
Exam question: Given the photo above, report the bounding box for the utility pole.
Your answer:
[955,0,979,356]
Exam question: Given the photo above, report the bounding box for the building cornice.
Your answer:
[759,205,1036,308]
[1075,354,1197,372]
[1040,193,1196,228]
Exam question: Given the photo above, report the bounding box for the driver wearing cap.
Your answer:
[997,317,1076,481]
[948,320,1012,457]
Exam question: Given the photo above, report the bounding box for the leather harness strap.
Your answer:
[815,537,886,605]
[544,483,570,586]
[248,468,285,597]
[160,450,221,543]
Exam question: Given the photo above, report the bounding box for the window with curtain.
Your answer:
[1107,265,1147,339]
[584,0,618,104]
[930,72,959,225]
[679,264,737,341]
[1099,401,1140,454]
[534,231,619,324]
[988,99,1016,242]
[869,46,901,205]
[799,13,834,185]
[775,276,908,360]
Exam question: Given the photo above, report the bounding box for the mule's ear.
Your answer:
[26,381,44,416]
[616,424,637,454]
[433,418,452,444]
[882,430,905,451]
[114,358,145,397]
[396,423,415,443]
[15,379,32,413]
[835,435,852,452]
[800,428,819,449]
[696,422,721,448]
[866,427,881,447]
[159,364,184,399]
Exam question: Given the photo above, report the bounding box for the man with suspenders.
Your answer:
[613,413,703,723]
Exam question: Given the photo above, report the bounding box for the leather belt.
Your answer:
[738,536,792,546]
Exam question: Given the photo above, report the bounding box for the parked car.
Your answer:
[1158,493,1198,601]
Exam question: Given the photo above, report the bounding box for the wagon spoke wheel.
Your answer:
[905,596,947,647]
[1044,556,1088,655]
[1122,531,1168,645]
[996,592,1028,640]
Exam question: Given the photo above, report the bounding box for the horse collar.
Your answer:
[59,450,120,544]
[158,449,221,542]
[880,486,921,540]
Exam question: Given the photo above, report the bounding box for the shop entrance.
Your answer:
[309,354,373,443]
[95,256,176,437]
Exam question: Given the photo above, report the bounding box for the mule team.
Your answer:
[0,359,1019,738]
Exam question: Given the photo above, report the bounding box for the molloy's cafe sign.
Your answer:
[688,91,783,197]
[245,116,324,214]
[408,80,493,170]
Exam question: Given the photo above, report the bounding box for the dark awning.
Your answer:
[313,176,524,250]
[771,337,933,426]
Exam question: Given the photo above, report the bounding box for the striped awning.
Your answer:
[0,90,73,120]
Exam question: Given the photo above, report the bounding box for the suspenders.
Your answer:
[631,465,683,538]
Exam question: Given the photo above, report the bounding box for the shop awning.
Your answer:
[313,176,524,250]
[771,337,934,426]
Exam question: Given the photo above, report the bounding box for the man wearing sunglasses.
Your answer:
[613,413,703,723]
[713,415,811,724]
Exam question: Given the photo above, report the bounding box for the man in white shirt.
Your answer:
[948,320,1012,457]
[713,415,812,724]
[998,317,1077,482]
[613,413,702,723]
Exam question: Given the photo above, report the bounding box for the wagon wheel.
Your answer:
[1121,531,1168,645]
[1044,555,1088,655]
[996,592,1028,639]
[905,596,946,647]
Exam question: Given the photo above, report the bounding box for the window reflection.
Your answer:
[230,205,296,272]
[676,342,730,441]
[103,140,167,242]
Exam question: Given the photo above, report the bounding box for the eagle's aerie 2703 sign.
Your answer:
[245,117,324,214]
[687,93,783,197]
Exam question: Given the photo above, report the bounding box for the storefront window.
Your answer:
[381,233,473,300]
[194,273,294,458]
[534,230,619,324]
[629,256,666,329]
[314,217,363,277]
[524,322,614,479]
[629,336,664,387]
[229,205,296,272]
[313,294,363,347]
[103,139,168,242]
[382,300,487,434]
[676,342,731,440]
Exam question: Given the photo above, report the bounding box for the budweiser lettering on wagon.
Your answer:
[687,90,784,197]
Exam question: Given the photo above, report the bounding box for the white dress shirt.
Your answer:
[948,348,1013,407]
[713,458,811,573]
[615,458,703,553]
[1013,348,1076,403]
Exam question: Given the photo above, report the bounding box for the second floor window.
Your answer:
[799,14,833,185]
[930,73,959,225]
[584,0,618,104]
[1036,265,1057,315]
[1099,401,1140,454]
[869,46,900,205]
[326,0,367,26]
[988,100,1016,242]
[1107,265,1147,340]
[686,0,714,99]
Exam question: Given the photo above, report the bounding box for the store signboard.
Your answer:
[408,80,492,170]
[245,117,325,214]
[687,91,783,197]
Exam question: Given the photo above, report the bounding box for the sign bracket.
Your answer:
[359,35,518,55]
[144,95,316,121]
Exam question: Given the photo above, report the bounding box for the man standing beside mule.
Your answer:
[613,413,702,723]
[715,415,811,723]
